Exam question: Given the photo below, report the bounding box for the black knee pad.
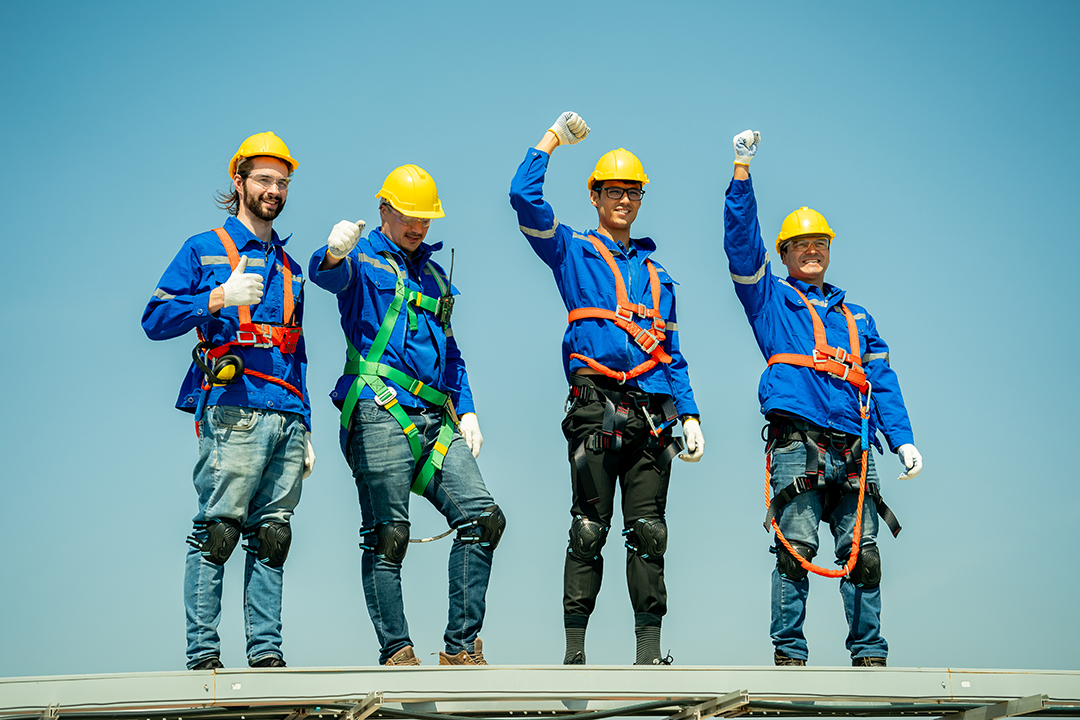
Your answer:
[255,523,292,568]
[849,545,881,588]
[777,540,815,582]
[457,505,506,550]
[195,519,241,565]
[624,518,668,558]
[364,522,409,564]
[568,516,609,562]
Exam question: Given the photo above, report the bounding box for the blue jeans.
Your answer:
[769,438,887,661]
[346,400,498,664]
[185,406,305,668]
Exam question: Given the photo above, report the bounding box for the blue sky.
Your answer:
[2,1,1079,676]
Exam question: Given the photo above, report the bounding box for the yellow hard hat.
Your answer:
[376,164,445,218]
[228,132,298,178]
[776,206,835,254]
[588,148,650,190]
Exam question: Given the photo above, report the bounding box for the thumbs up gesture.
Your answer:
[222,255,264,307]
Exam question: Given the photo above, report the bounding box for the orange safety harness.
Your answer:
[195,228,303,401]
[567,235,672,382]
[763,283,872,579]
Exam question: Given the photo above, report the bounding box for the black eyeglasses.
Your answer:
[596,186,645,201]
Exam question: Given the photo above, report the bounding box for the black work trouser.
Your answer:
[560,375,673,628]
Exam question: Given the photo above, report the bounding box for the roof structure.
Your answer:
[2,666,1079,720]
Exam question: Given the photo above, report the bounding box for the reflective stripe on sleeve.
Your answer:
[153,288,176,300]
[852,312,867,320]
[862,351,889,364]
[358,252,396,274]
[666,322,678,332]
[519,217,560,239]
[730,259,768,285]
[200,255,266,267]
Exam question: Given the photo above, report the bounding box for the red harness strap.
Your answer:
[197,228,303,400]
[566,235,672,382]
[766,284,867,391]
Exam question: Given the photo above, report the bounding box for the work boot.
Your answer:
[190,656,223,671]
[774,650,806,667]
[853,656,887,667]
[385,646,421,666]
[564,650,586,665]
[439,637,488,665]
[251,656,286,668]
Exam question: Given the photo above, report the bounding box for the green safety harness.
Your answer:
[339,252,458,497]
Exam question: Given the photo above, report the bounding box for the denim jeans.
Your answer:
[185,406,305,668]
[769,438,888,661]
[346,400,497,664]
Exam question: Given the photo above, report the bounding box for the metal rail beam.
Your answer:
[668,691,750,720]
[344,692,384,720]
[938,695,1048,720]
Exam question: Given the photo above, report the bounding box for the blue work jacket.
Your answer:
[142,215,310,429]
[723,175,914,452]
[309,228,474,418]
[509,148,699,416]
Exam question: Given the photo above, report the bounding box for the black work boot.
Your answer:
[190,656,223,671]
[774,650,806,666]
[564,650,586,665]
[853,656,886,667]
[251,656,287,668]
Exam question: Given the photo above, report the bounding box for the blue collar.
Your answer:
[587,230,657,257]
[224,215,291,249]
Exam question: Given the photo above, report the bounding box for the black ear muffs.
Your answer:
[193,341,245,385]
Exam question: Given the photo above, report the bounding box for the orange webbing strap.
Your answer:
[566,236,671,382]
[212,228,294,326]
[202,371,302,400]
[767,284,867,391]
[764,407,870,580]
[200,228,304,401]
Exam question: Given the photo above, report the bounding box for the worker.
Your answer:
[309,165,504,667]
[723,129,923,667]
[142,132,313,670]
[509,112,705,666]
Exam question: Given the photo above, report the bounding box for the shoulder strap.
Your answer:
[212,227,293,326]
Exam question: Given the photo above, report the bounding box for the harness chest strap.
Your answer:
[195,228,303,401]
[208,228,301,355]
[567,235,672,382]
[762,285,883,579]
[339,252,456,496]
[767,283,867,391]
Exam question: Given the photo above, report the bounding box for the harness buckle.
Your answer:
[635,303,648,318]
[615,305,635,322]
[634,329,661,354]
[374,385,398,407]
[235,330,257,346]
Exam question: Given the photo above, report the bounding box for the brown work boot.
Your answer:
[385,646,421,666]
[853,656,887,667]
[439,637,488,665]
[774,650,806,666]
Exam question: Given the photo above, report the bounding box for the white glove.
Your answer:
[897,443,922,480]
[733,129,761,165]
[326,219,365,260]
[222,256,264,307]
[678,418,704,463]
[303,432,316,479]
[549,111,590,146]
[459,413,484,458]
